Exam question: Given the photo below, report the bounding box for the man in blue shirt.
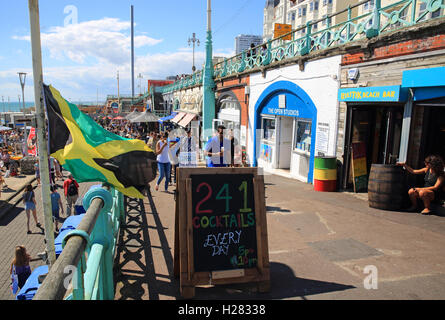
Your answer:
[204,125,231,167]
[50,186,64,232]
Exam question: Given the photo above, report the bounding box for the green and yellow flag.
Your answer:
[44,84,156,199]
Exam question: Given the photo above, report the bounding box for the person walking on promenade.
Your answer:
[23,184,41,234]
[34,161,40,185]
[168,137,180,185]
[179,128,198,167]
[155,132,171,192]
[49,156,56,186]
[204,125,231,168]
[147,132,158,152]
[50,185,64,232]
[397,155,445,214]
[55,158,63,181]
[2,149,10,171]
[63,173,79,216]
[10,245,31,292]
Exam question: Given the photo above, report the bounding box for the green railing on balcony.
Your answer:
[159,0,444,94]
[34,184,124,300]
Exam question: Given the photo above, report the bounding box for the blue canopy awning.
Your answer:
[158,112,177,124]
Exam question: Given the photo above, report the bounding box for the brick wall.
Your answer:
[342,34,445,65]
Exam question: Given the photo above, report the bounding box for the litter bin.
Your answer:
[16,265,49,300]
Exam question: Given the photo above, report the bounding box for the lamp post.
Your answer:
[18,72,29,155]
[117,70,121,114]
[138,73,143,96]
[188,33,200,72]
[202,0,215,147]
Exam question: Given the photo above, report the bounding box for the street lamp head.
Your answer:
[18,72,27,87]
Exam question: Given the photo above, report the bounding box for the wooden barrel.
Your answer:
[314,157,337,192]
[368,164,406,211]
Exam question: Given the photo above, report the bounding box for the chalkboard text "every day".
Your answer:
[204,230,242,256]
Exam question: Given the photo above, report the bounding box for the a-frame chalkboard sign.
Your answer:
[174,167,270,299]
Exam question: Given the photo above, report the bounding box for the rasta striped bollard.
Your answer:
[314,157,337,192]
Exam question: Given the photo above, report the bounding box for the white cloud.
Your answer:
[6,17,237,101]
[13,18,163,65]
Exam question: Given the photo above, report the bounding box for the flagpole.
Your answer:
[28,0,56,267]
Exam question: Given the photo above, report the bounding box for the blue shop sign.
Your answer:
[338,85,408,103]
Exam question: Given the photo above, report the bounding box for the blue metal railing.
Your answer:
[34,185,125,300]
[158,0,444,94]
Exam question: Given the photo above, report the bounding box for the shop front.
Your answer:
[253,81,317,183]
[402,66,445,171]
[214,92,242,147]
[338,85,409,190]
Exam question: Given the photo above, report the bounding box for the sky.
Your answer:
[0,0,264,103]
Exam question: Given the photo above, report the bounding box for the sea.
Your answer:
[0,101,97,113]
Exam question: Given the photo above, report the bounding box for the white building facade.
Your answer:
[247,55,342,183]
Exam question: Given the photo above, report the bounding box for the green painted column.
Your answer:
[202,0,215,147]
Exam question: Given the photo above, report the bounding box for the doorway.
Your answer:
[343,104,404,189]
[419,99,445,164]
[277,116,293,169]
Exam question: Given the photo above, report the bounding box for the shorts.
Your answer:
[25,202,35,211]
[52,209,60,221]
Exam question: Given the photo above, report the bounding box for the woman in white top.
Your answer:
[155,133,170,192]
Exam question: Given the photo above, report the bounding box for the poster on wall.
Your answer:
[316,123,330,156]
[27,127,37,156]
[351,142,368,193]
[260,144,272,163]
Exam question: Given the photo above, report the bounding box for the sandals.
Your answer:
[421,209,431,215]
[36,222,42,228]
[27,230,31,234]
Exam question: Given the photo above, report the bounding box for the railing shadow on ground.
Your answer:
[114,187,180,300]
[0,206,23,226]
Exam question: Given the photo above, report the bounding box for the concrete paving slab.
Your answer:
[308,238,383,262]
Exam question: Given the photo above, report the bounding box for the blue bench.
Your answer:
[16,265,49,300]
[54,214,85,257]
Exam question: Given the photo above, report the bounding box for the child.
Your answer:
[23,184,41,234]
[10,245,31,291]
[50,186,64,232]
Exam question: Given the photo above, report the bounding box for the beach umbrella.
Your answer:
[125,110,141,120]
[0,126,12,132]
[169,127,186,138]
[130,110,159,123]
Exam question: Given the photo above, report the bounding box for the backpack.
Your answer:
[67,180,78,196]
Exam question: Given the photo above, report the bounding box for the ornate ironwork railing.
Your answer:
[159,0,444,94]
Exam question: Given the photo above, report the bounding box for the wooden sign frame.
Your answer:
[174,167,270,299]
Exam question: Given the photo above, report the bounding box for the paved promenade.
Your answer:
[0,176,96,300]
[2,172,445,300]
[115,173,445,300]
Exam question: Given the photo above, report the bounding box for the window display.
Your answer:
[262,118,276,142]
[295,120,312,152]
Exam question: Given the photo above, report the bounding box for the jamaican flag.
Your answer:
[44,84,156,199]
